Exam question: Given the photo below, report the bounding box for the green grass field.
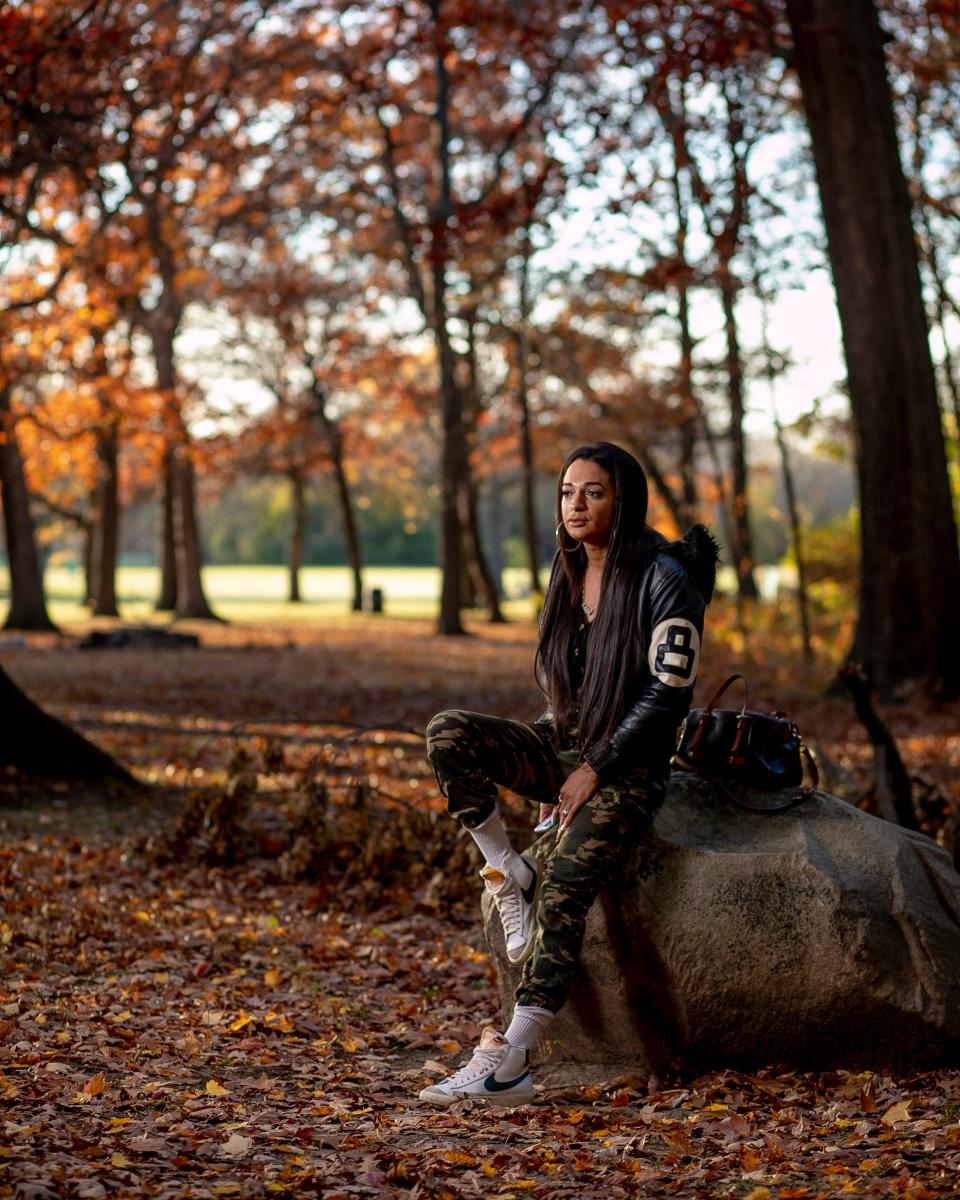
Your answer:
[0,564,544,625]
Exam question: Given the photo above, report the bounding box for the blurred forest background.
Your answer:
[1,0,958,694]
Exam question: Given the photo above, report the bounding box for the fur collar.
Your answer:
[662,523,721,603]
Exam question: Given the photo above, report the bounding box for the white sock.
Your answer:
[504,1005,554,1051]
[469,812,532,885]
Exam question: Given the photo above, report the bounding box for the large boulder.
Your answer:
[484,772,960,1072]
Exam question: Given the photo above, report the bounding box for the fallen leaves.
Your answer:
[220,1132,253,1157]
[1,618,959,1197]
[882,1098,912,1126]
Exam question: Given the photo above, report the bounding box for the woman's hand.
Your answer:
[556,762,600,832]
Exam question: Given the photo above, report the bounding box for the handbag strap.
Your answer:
[800,741,819,792]
[687,673,750,758]
[703,673,749,718]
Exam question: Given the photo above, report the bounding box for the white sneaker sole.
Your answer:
[418,1082,536,1107]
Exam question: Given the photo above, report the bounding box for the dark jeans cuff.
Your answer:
[457,800,497,830]
[515,988,560,1014]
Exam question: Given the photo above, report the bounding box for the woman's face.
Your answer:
[561,458,616,549]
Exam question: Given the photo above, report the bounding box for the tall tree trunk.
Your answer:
[773,410,813,663]
[173,452,218,620]
[0,663,132,782]
[676,280,700,530]
[700,411,736,565]
[156,448,177,610]
[749,237,813,663]
[288,467,305,603]
[306,376,364,612]
[149,317,218,621]
[785,0,960,697]
[633,445,685,531]
[331,445,363,613]
[463,473,505,621]
[0,386,57,632]
[462,308,505,622]
[670,99,700,529]
[458,493,482,611]
[431,0,467,635]
[515,225,543,599]
[719,274,758,601]
[92,422,120,617]
[327,427,362,612]
[82,517,95,609]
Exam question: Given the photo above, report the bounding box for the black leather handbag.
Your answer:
[674,674,818,813]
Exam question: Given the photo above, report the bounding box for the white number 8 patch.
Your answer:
[648,618,701,688]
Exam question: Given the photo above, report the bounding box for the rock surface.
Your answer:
[483,772,960,1071]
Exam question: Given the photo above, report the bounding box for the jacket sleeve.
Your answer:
[581,556,704,780]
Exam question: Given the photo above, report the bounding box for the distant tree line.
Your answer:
[1,0,959,712]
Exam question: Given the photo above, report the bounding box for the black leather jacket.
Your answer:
[542,524,718,782]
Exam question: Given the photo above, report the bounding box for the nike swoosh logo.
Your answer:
[484,1069,530,1093]
[520,860,537,904]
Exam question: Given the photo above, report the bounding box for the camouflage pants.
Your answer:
[425,709,665,1013]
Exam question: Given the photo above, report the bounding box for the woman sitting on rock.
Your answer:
[421,441,718,1106]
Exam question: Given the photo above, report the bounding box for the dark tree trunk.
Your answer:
[785,0,960,696]
[462,308,505,623]
[156,448,177,610]
[700,412,737,569]
[173,452,218,620]
[676,279,700,530]
[146,192,217,623]
[82,518,95,608]
[431,0,467,635]
[750,239,813,663]
[288,468,305,603]
[0,387,57,632]
[149,315,219,622]
[329,433,363,612]
[458,498,482,611]
[92,422,120,617]
[517,338,541,602]
[670,121,700,529]
[435,320,469,630]
[306,377,364,612]
[773,411,813,663]
[719,277,758,602]
[633,445,685,532]
[0,663,132,782]
[463,473,505,621]
[515,230,542,600]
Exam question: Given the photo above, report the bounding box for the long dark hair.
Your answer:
[536,442,659,747]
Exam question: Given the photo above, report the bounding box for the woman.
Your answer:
[421,442,717,1106]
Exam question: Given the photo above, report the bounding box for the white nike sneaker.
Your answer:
[418,1028,535,1107]
[481,856,539,964]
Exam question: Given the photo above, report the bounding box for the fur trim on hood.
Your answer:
[664,523,721,603]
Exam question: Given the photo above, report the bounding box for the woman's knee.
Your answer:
[425,709,476,764]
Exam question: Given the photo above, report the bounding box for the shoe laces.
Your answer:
[444,1043,503,1087]
[484,871,524,939]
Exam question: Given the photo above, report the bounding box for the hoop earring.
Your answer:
[556,522,581,554]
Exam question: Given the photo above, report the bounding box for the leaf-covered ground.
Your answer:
[2,606,960,1198]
